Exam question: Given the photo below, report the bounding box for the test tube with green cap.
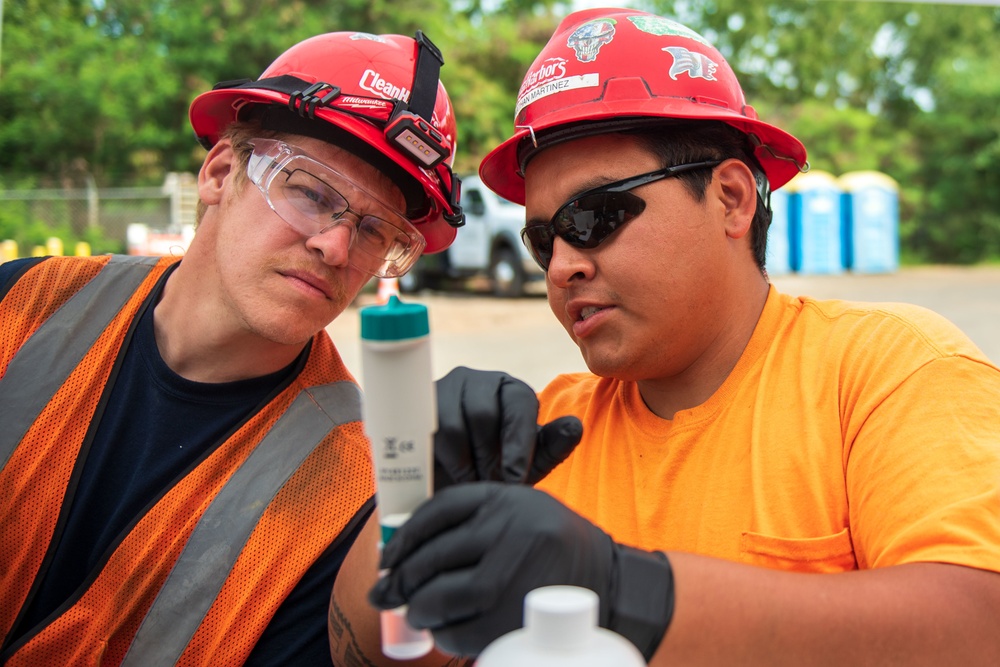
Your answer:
[360,295,436,659]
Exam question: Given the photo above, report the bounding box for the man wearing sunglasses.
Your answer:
[0,29,479,666]
[361,8,1000,666]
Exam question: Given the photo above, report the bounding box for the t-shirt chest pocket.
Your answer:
[740,527,858,573]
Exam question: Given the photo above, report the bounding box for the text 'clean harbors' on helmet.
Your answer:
[189,31,464,254]
[479,8,809,205]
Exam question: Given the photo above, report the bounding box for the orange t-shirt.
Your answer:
[536,286,1000,574]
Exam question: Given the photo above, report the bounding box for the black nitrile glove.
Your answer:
[368,482,675,660]
[433,367,582,490]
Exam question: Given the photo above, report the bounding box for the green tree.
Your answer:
[0,0,450,187]
[646,0,1000,263]
[909,37,1000,262]
[3,1,998,262]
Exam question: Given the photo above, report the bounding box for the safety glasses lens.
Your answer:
[248,139,426,278]
[354,218,411,261]
[278,167,350,225]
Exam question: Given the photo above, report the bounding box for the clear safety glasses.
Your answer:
[246,138,426,278]
[521,160,723,271]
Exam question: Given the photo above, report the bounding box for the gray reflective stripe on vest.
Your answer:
[121,381,363,666]
[0,255,160,470]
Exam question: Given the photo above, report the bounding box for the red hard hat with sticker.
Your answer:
[480,8,808,204]
[190,31,463,253]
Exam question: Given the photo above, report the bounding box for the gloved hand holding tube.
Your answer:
[362,302,585,659]
[368,482,676,660]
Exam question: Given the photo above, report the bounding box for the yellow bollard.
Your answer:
[46,237,65,256]
[75,241,92,257]
[1,239,19,262]
[32,246,46,257]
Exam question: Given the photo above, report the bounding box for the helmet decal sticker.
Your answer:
[350,32,387,43]
[515,57,599,117]
[359,69,412,102]
[518,57,568,98]
[566,18,617,63]
[478,9,809,203]
[627,15,712,47]
[662,46,718,81]
[336,95,395,111]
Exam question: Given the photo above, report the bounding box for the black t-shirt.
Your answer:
[1,257,372,665]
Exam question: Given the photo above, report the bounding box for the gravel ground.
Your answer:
[327,265,1000,391]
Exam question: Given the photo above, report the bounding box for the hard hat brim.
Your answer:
[189,87,457,254]
[480,108,806,205]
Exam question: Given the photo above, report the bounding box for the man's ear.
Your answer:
[198,140,238,207]
[714,159,758,240]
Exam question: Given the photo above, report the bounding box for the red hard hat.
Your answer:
[190,31,463,253]
[480,8,808,204]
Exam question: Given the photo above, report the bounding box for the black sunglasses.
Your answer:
[521,159,723,271]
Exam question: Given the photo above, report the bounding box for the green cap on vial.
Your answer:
[360,295,429,341]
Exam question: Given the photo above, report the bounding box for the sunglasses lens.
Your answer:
[558,192,646,248]
[522,192,646,271]
[522,225,555,270]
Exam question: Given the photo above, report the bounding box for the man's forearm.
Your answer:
[330,514,472,667]
[328,592,469,667]
[652,553,1000,666]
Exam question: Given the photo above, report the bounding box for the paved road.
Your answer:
[327,265,1000,391]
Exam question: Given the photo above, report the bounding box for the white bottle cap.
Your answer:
[525,585,599,650]
[475,585,647,666]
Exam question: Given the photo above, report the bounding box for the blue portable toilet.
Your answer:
[838,171,899,274]
[787,170,844,275]
[765,188,792,276]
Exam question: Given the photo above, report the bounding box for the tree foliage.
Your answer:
[1,0,998,262]
[648,0,1000,263]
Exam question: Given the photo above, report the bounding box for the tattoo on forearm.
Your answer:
[329,595,378,667]
[328,596,474,667]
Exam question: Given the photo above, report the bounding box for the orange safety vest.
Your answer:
[0,255,375,665]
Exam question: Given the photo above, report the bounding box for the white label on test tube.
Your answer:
[361,296,437,660]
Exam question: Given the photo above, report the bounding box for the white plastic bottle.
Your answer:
[360,294,437,660]
[475,586,647,667]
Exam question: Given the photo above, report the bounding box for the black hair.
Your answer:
[623,121,773,271]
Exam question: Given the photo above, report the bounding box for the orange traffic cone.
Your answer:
[376,277,400,304]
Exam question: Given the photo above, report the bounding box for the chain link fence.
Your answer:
[0,173,199,260]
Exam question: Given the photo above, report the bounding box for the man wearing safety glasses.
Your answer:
[351,9,1000,666]
[0,30,473,665]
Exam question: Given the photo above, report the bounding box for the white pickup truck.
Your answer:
[400,175,544,297]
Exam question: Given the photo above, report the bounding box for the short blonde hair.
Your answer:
[194,119,283,226]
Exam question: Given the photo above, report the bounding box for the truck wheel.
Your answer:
[489,247,526,298]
